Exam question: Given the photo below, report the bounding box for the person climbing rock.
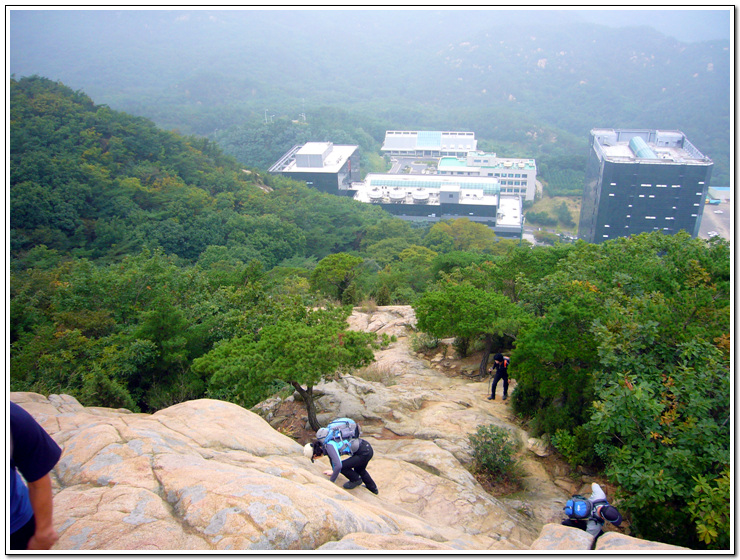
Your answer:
[303,418,379,495]
[561,482,622,547]
[487,353,510,401]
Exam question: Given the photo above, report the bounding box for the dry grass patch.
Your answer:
[355,362,397,386]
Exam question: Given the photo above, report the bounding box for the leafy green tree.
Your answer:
[509,282,602,434]
[555,201,575,227]
[511,232,729,440]
[588,339,729,549]
[194,306,375,429]
[533,230,560,245]
[360,217,421,250]
[310,253,364,301]
[363,238,411,267]
[414,281,527,376]
[425,218,497,253]
[422,227,455,253]
[429,251,489,280]
[524,210,557,227]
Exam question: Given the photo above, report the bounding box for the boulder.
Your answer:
[529,523,594,550]
[11,392,532,551]
[526,437,553,457]
[595,532,691,551]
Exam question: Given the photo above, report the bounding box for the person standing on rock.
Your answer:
[304,431,379,495]
[487,353,510,401]
[561,482,622,544]
[9,401,63,550]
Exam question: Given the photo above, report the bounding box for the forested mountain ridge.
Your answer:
[9,10,730,184]
[9,76,390,265]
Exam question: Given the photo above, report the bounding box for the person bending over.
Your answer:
[305,436,378,495]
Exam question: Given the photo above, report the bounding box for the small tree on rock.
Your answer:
[194,305,375,430]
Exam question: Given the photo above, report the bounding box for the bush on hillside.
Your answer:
[468,424,519,482]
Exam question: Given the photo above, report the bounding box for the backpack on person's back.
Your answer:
[564,495,593,519]
[317,417,361,456]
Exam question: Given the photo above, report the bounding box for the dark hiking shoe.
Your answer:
[487,395,495,400]
[343,480,362,490]
[503,394,508,400]
[367,487,379,495]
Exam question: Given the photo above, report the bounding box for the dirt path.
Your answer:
[383,335,572,527]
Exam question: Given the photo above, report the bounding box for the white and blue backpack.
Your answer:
[317,417,361,456]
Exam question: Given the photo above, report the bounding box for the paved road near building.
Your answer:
[698,198,732,241]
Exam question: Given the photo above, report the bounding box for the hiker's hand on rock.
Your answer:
[323,470,332,476]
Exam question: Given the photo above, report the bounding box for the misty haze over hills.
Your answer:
[8,8,732,184]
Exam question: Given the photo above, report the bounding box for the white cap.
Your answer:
[303,443,314,459]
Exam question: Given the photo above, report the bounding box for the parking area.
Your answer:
[698,198,732,241]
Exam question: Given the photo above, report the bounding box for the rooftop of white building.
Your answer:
[270,142,358,174]
[592,129,712,165]
[439,153,537,173]
[353,173,502,206]
[496,196,523,227]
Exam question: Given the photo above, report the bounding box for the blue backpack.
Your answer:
[317,418,361,456]
[564,496,593,519]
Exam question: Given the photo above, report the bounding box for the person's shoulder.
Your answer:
[10,400,28,417]
[10,401,38,429]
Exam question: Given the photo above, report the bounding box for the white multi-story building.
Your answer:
[437,151,537,201]
[350,173,523,238]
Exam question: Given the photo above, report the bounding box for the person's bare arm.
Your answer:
[26,474,58,550]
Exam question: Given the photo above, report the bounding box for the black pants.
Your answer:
[491,371,508,398]
[10,516,35,550]
[340,440,377,492]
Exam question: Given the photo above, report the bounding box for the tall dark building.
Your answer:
[578,129,713,244]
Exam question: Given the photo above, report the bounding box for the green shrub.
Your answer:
[688,467,730,550]
[358,298,378,313]
[468,424,519,481]
[509,382,542,419]
[341,282,361,305]
[525,210,557,226]
[452,336,470,357]
[551,426,600,469]
[81,364,138,411]
[555,201,575,227]
[410,331,439,353]
[375,285,391,306]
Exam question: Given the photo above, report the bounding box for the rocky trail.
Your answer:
[263,306,606,539]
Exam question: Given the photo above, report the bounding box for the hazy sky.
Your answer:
[8,6,733,44]
[568,8,731,42]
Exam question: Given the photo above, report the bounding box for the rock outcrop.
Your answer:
[10,306,690,551]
